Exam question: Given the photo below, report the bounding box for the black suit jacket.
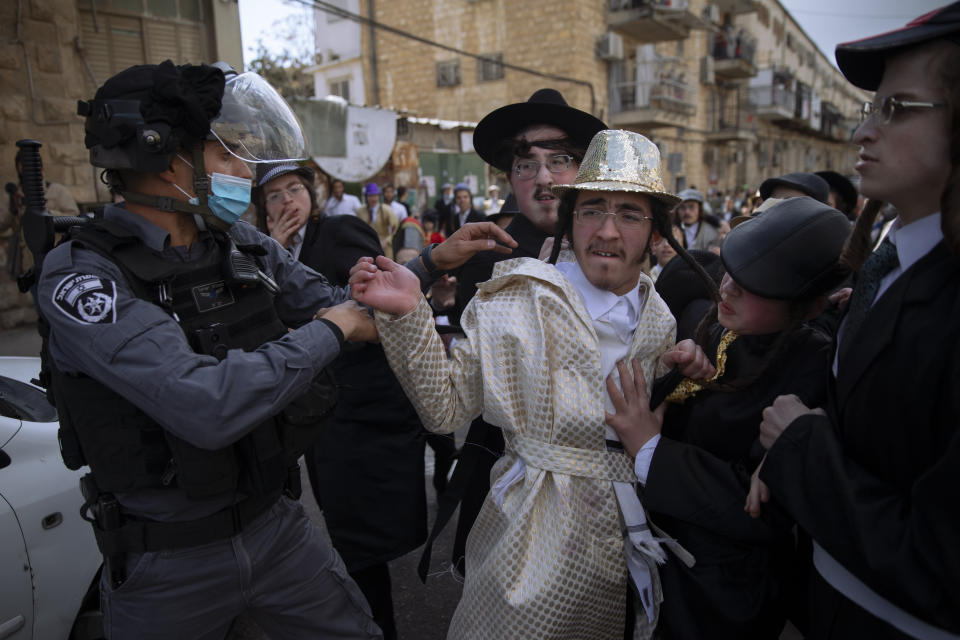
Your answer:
[762,241,960,637]
[442,207,486,237]
[297,214,428,570]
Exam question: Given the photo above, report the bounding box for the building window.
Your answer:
[326,0,348,23]
[77,0,207,84]
[436,59,461,87]
[757,3,769,27]
[477,53,504,82]
[328,78,350,102]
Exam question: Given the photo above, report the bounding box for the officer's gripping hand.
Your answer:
[350,255,422,317]
[318,300,379,343]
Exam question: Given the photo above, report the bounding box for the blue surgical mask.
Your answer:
[174,154,252,226]
[207,172,252,225]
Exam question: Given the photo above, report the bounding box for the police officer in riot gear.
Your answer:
[37,60,382,639]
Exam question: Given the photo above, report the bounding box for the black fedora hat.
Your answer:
[759,172,830,204]
[473,88,607,172]
[721,197,850,300]
[836,1,960,91]
[815,170,858,215]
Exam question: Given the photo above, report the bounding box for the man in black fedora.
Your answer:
[421,88,606,579]
[816,170,859,220]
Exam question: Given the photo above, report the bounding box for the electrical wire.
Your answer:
[291,0,598,114]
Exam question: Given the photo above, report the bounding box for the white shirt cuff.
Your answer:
[633,434,661,485]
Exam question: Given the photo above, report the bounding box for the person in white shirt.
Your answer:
[325,178,361,216]
[382,183,408,222]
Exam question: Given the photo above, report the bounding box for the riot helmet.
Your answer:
[78,60,306,229]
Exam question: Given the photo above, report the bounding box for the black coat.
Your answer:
[761,241,960,638]
[299,214,428,571]
[647,324,832,640]
[442,206,486,237]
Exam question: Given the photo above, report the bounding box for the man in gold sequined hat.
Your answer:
[349,128,716,639]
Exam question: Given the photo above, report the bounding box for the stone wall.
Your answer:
[366,0,607,123]
[0,0,95,329]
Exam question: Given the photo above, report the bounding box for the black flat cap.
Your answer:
[473,89,606,172]
[759,172,830,204]
[836,1,960,90]
[721,197,850,300]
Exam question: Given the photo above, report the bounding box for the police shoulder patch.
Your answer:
[52,273,118,324]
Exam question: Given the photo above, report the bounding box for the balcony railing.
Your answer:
[607,0,704,43]
[749,85,795,121]
[610,77,697,127]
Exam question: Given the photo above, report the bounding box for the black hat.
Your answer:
[759,172,830,204]
[721,197,850,300]
[473,89,607,172]
[815,170,858,215]
[836,1,960,91]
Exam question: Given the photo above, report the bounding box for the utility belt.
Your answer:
[81,466,300,587]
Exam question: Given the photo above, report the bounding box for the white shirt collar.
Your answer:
[885,212,943,275]
[555,260,644,328]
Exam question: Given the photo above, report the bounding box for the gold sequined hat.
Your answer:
[552,129,680,207]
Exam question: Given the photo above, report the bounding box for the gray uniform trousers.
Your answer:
[101,497,383,639]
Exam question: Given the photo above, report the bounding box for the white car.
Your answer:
[0,356,102,640]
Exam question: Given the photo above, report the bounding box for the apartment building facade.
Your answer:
[310,0,868,196]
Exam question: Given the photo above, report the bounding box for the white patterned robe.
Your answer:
[376,257,676,639]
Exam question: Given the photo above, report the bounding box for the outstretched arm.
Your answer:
[350,255,485,434]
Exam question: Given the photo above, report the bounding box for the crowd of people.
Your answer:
[16,2,960,639]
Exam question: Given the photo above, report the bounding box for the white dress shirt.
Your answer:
[325,193,361,217]
[834,212,943,374]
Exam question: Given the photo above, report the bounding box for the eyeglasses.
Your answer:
[860,96,944,125]
[265,183,307,205]
[573,208,653,229]
[513,155,574,180]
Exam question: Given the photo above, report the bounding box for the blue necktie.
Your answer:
[844,238,899,341]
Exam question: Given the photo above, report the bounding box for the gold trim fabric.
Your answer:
[377,257,676,640]
[665,330,739,404]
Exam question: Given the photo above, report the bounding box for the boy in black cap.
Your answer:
[748,3,960,638]
[608,196,849,640]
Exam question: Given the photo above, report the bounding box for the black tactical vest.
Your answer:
[53,219,337,499]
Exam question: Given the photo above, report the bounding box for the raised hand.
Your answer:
[267,210,303,249]
[349,255,422,316]
[431,221,518,271]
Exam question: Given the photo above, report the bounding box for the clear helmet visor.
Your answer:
[210,72,307,164]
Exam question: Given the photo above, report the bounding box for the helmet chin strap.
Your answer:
[120,143,231,231]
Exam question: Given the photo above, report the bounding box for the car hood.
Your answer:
[0,357,45,447]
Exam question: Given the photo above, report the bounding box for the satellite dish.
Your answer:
[292,97,397,183]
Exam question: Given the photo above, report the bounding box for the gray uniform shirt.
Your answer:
[37,205,350,520]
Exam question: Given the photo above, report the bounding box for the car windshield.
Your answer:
[0,375,58,423]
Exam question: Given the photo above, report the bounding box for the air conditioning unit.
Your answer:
[702,4,720,23]
[700,56,715,84]
[596,32,624,61]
